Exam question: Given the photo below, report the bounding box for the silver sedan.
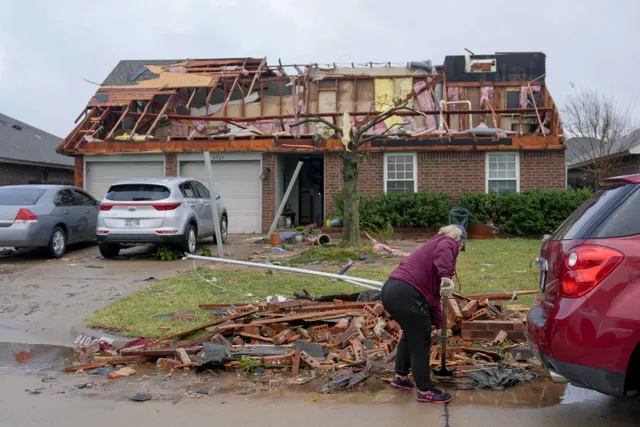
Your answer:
[0,185,100,258]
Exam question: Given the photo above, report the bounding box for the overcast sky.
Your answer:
[0,0,638,137]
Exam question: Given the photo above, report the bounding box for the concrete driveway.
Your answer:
[0,241,210,346]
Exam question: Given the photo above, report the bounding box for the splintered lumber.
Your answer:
[239,333,274,343]
[455,290,538,301]
[492,330,509,346]
[154,308,258,342]
[65,361,107,372]
[176,348,192,365]
[244,310,354,326]
[121,347,203,357]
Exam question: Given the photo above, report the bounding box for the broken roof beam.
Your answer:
[245,57,266,98]
[219,60,247,115]
[106,102,133,140]
[128,97,155,141]
[144,94,175,140]
[185,88,197,110]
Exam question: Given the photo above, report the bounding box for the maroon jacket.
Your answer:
[389,235,459,329]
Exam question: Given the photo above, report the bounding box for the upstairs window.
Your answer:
[385,153,417,193]
[486,152,519,194]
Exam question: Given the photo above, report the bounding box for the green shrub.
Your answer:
[334,191,451,230]
[460,188,592,235]
[334,188,592,237]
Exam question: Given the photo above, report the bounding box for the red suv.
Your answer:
[527,174,640,397]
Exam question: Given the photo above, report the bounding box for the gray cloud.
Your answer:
[0,0,638,137]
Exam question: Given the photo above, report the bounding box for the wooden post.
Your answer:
[129,97,154,141]
[106,103,133,140]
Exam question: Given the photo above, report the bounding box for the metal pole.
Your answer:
[203,151,224,258]
[267,161,303,238]
[184,253,384,288]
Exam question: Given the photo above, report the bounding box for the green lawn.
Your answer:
[86,238,542,338]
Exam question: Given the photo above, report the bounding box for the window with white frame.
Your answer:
[486,152,519,194]
[385,153,417,193]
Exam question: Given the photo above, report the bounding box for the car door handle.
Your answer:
[85,209,91,213]
[64,210,70,215]
[204,204,210,207]
[189,203,195,207]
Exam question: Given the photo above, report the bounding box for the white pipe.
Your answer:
[183,253,384,288]
[440,100,473,129]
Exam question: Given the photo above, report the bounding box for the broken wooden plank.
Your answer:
[239,333,274,343]
[456,290,538,301]
[292,348,301,375]
[492,330,509,346]
[244,310,354,326]
[176,348,192,365]
[154,308,258,342]
[65,361,107,372]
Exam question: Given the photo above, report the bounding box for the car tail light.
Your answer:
[97,230,110,235]
[152,203,181,211]
[99,203,114,211]
[14,208,38,223]
[561,245,624,298]
[155,230,178,235]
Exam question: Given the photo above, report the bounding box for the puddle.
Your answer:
[0,342,76,373]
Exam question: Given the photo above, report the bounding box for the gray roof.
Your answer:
[0,113,73,168]
[566,130,640,167]
[102,59,179,86]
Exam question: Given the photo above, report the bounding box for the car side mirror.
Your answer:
[215,194,221,200]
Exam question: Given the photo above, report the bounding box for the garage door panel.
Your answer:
[85,161,164,200]
[180,161,261,234]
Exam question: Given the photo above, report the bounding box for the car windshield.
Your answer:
[0,187,47,205]
[105,184,170,201]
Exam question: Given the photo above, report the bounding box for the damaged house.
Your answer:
[57,52,566,234]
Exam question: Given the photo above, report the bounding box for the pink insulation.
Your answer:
[447,87,462,109]
[480,86,494,109]
[413,80,437,129]
[520,85,541,108]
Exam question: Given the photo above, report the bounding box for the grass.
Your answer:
[86,238,542,338]
[288,245,374,265]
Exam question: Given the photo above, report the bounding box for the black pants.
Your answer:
[381,278,433,391]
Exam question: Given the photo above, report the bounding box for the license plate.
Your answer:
[125,219,140,228]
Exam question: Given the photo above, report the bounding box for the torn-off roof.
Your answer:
[102,60,179,86]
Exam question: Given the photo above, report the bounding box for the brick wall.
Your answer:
[324,151,384,218]
[417,151,485,196]
[165,153,177,176]
[261,152,277,233]
[322,149,566,217]
[0,161,74,186]
[520,150,565,190]
[74,156,83,188]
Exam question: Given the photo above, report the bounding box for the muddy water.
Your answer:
[0,342,76,373]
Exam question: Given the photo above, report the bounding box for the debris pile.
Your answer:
[67,290,538,391]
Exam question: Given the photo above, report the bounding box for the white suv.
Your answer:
[96,177,227,258]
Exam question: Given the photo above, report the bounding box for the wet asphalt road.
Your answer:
[0,242,639,426]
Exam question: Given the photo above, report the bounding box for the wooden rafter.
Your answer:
[106,102,133,140]
[245,57,266,98]
[185,88,197,110]
[128,97,155,141]
[144,94,175,140]
[220,60,247,114]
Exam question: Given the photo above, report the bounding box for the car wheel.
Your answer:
[214,216,228,244]
[47,227,67,259]
[181,224,197,254]
[99,243,120,259]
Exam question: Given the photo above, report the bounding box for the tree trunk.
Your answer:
[341,149,361,247]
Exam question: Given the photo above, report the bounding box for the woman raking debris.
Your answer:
[380,225,466,404]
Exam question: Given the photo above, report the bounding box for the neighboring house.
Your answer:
[566,130,640,189]
[0,113,74,186]
[57,52,566,234]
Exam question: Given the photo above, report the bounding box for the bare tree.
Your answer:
[291,105,428,247]
[563,88,640,183]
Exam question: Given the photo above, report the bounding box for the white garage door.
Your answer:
[85,161,164,200]
[180,161,261,234]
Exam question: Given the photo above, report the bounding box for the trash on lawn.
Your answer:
[66,287,540,391]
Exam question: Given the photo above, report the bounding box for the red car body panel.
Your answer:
[527,180,640,397]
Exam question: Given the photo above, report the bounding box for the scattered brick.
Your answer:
[272,329,293,346]
[461,300,479,318]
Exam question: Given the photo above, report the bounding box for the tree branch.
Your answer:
[289,115,342,134]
